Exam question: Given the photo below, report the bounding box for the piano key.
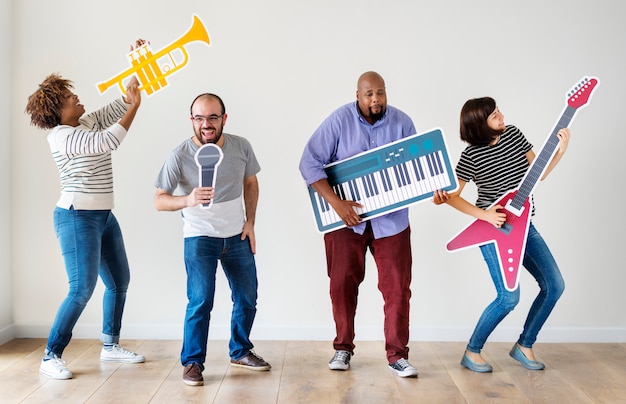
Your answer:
[430,153,444,190]
[413,158,425,181]
[410,159,425,194]
[369,173,379,195]
[335,184,345,201]
[383,167,401,204]
[421,154,438,192]
[348,179,359,201]
[338,182,348,201]
[363,174,379,210]
[361,176,371,199]
[400,162,413,202]
[380,169,393,192]
[403,160,421,196]
[426,153,436,176]
[318,193,328,213]
[434,150,444,174]
[427,151,447,190]
[361,174,380,211]
[374,170,391,207]
[394,164,409,198]
[392,164,403,187]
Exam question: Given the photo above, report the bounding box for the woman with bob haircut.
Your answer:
[433,97,569,372]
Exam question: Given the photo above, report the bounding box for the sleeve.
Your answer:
[518,129,533,153]
[506,125,533,154]
[49,124,127,157]
[242,138,261,178]
[398,109,416,137]
[298,114,341,185]
[81,98,129,131]
[154,151,183,194]
[50,98,130,156]
[455,149,475,183]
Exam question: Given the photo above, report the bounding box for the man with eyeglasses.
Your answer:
[154,93,270,386]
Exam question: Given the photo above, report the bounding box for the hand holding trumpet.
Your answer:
[131,38,149,52]
[122,39,147,107]
[115,38,144,131]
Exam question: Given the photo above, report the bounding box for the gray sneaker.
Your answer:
[328,350,352,370]
[389,358,418,378]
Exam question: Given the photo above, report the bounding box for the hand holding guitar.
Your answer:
[539,128,571,181]
[485,205,507,228]
[556,128,571,151]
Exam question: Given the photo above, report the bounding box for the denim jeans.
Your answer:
[467,222,565,353]
[181,234,258,366]
[46,207,130,358]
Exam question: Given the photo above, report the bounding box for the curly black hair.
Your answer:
[25,73,73,129]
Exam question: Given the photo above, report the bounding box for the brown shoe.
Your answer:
[183,363,204,386]
[230,351,271,371]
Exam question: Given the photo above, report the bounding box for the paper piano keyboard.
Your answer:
[307,128,457,233]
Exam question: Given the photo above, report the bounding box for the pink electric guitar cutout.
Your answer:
[446,76,600,291]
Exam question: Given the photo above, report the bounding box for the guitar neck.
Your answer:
[509,104,577,210]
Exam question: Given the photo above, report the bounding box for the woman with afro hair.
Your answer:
[25,47,145,379]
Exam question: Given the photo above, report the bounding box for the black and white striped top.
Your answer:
[47,98,129,210]
[456,125,533,212]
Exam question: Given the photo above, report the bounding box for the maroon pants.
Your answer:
[324,223,412,364]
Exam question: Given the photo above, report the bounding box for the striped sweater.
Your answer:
[47,98,129,210]
[455,125,534,214]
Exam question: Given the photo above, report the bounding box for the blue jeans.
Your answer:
[181,234,258,366]
[46,207,130,357]
[467,222,565,353]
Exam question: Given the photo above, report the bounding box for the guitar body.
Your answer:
[447,190,532,291]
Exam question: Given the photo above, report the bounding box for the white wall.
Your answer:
[0,0,13,345]
[10,0,626,344]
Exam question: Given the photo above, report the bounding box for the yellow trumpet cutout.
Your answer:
[97,14,211,96]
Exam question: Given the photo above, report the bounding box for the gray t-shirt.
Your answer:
[155,133,261,238]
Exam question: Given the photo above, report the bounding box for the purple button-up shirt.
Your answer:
[299,102,416,238]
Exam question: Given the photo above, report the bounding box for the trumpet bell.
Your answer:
[184,15,211,47]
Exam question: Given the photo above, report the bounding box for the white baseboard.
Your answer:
[10,323,626,343]
[0,324,15,345]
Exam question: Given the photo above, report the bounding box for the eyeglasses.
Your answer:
[192,114,223,124]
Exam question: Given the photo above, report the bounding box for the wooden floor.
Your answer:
[1,339,625,403]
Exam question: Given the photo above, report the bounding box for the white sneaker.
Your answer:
[39,356,72,379]
[328,350,352,370]
[389,358,418,378]
[100,344,145,363]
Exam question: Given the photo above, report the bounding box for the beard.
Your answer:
[369,105,385,122]
[195,126,223,145]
